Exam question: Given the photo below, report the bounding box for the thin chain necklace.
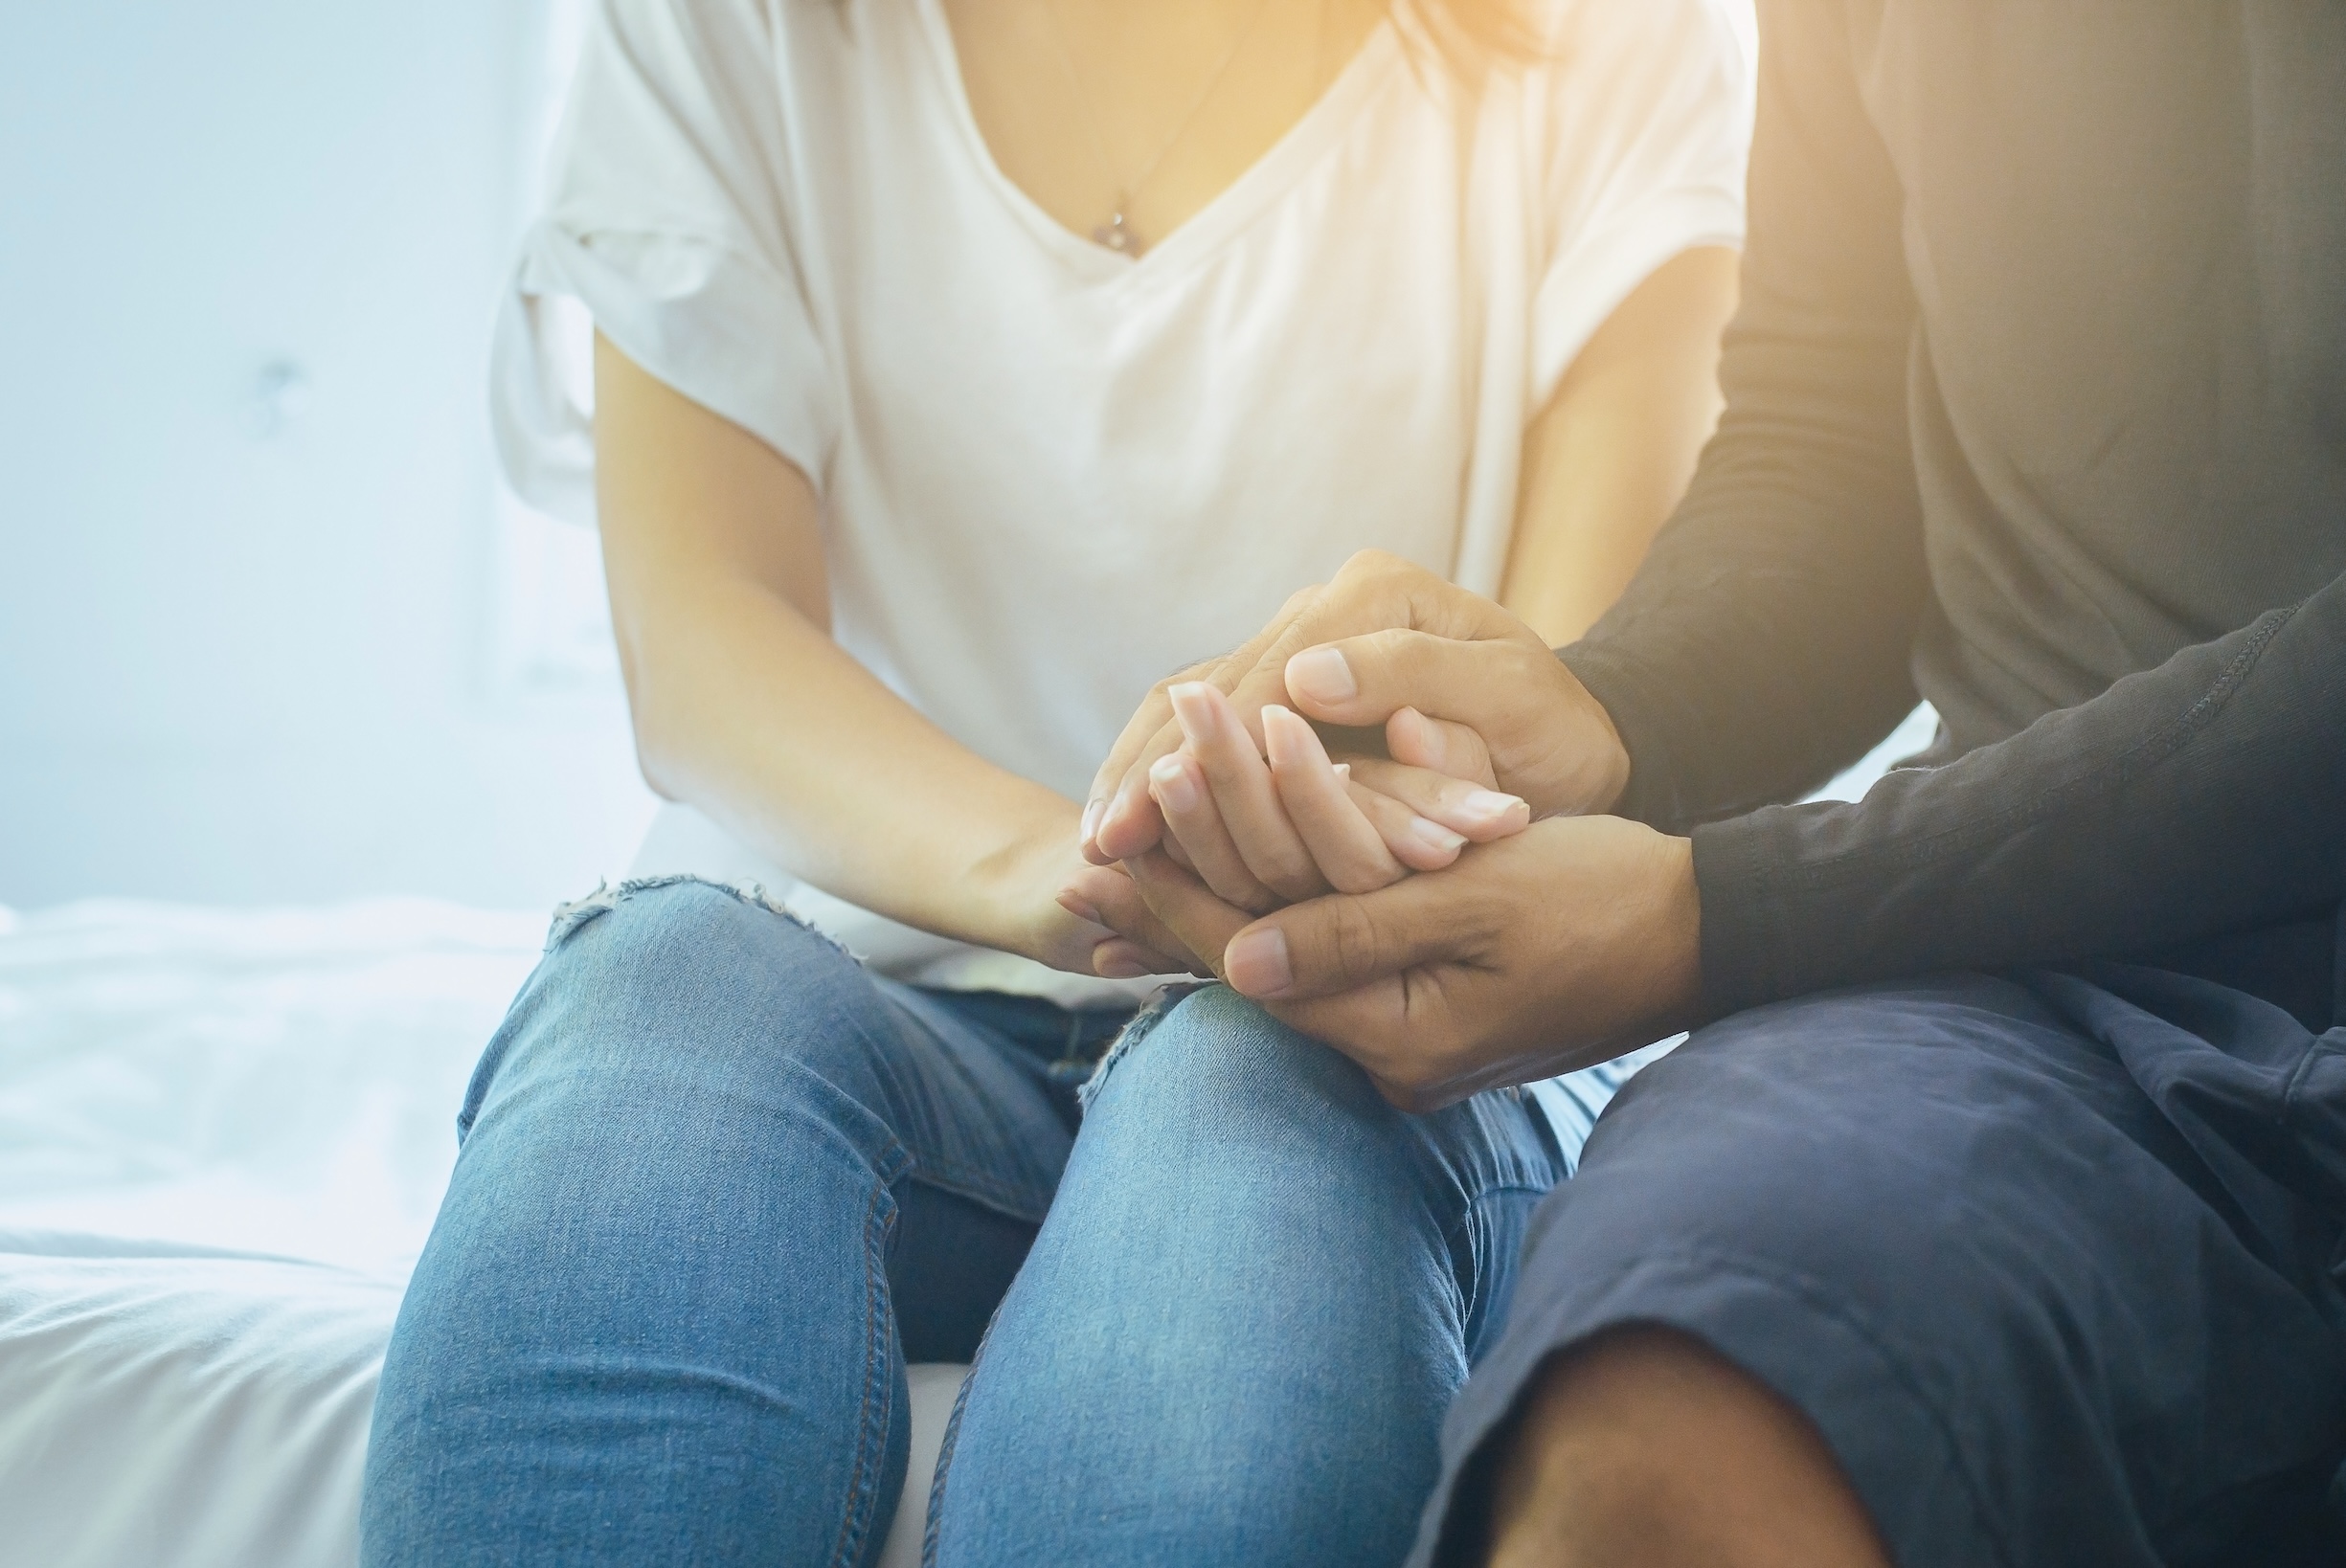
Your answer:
[1041,0,1277,256]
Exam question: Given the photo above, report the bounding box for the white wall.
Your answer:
[0,0,656,909]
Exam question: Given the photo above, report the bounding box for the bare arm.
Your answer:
[594,332,1185,975]
[1500,245,1739,646]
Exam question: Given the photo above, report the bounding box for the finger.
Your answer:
[1085,585,1327,862]
[1162,827,1198,874]
[1084,699,1176,863]
[1340,774,1469,872]
[1218,873,1480,1002]
[1102,554,1464,858]
[1283,628,1555,739]
[1059,864,1209,976]
[1147,750,1280,913]
[1173,683,1326,903]
[1342,755,1528,842]
[1261,706,1410,892]
[1092,714,1183,864]
[1126,849,1254,979]
[1385,706,1497,788]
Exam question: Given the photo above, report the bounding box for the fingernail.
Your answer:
[1259,704,1298,767]
[1286,647,1357,706]
[1058,891,1102,925]
[1460,790,1526,827]
[1168,683,1217,743]
[1150,754,1200,814]
[1333,762,1352,780]
[1408,816,1466,854]
[1080,798,1104,845]
[1225,928,1293,997]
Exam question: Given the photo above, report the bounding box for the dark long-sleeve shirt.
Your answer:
[1560,2,2346,1029]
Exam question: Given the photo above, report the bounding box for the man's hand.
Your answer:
[1109,818,1703,1112]
[1082,551,1632,867]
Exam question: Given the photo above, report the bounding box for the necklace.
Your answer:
[1041,0,1277,255]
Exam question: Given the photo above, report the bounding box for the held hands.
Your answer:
[1080,550,1635,869]
[1062,550,1702,1109]
[1128,819,1702,1111]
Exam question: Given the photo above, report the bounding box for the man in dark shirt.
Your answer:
[1079,3,2346,1562]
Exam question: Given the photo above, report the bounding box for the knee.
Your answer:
[462,878,868,1131]
[1084,984,1387,1139]
[1470,1327,1889,1568]
[1069,985,1435,1221]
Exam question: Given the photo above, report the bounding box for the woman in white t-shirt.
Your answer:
[364,0,1751,1561]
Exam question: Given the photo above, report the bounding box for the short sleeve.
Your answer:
[490,0,839,524]
[1524,0,1756,407]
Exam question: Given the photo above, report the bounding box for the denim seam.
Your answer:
[544,874,852,959]
[827,1150,910,1568]
[899,1155,1053,1228]
[921,1293,1003,1565]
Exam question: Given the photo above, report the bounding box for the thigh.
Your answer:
[454,882,1074,1223]
[365,879,1071,1567]
[931,984,1565,1568]
[1420,973,2346,1568]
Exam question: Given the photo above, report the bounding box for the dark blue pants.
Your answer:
[1416,967,2346,1568]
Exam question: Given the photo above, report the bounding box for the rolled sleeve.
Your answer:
[489,0,838,524]
[1525,0,1755,407]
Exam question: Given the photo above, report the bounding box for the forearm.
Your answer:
[1559,6,1930,827]
[623,576,1073,949]
[593,328,1079,959]
[1691,570,2346,1016]
[1500,246,1737,649]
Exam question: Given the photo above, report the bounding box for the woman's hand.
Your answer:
[1140,683,1528,907]
[981,802,1203,979]
[1060,679,1535,959]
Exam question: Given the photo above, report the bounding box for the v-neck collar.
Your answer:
[914,0,1401,285]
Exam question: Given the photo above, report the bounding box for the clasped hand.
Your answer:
[1061,551,1704,1112]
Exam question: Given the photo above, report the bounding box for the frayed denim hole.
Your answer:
[542,873,856,961]
[1074,980,1219,1115]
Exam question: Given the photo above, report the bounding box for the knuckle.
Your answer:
[1325,897,1386,979]
[1262,854,1324,903]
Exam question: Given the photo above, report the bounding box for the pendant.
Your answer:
[1094,209,1141,256]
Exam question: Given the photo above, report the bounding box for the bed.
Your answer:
[0,897,960,1567]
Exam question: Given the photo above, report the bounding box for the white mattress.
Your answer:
[0,899,959,1568]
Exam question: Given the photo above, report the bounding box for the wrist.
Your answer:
[1544,648,1635,817]
[958,792,1084,960]
[1570,688,1634,817]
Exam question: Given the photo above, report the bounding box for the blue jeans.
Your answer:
[362,878,1623,1566]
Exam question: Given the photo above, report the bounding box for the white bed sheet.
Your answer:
[0,898,958,1568]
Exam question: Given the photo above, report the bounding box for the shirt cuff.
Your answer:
[1555,641,1692,829]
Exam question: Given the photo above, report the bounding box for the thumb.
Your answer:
[1222,873,1477,1002]
[1283,630,1553,740]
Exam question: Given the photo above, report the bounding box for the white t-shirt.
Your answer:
[493,0,1754,1005]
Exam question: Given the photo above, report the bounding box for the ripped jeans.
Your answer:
[361,877,1635,1567]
